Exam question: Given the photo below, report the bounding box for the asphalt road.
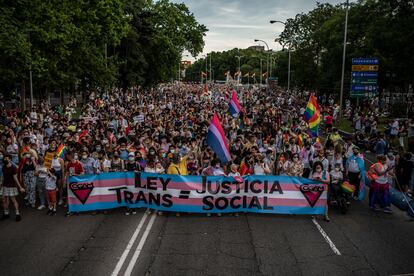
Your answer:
[1,194,414,276]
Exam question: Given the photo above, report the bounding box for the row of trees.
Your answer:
[187,0,414,96]
[0,0,207,103]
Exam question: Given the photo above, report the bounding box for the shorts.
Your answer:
[3,187,18,197]
[46,190,57,204]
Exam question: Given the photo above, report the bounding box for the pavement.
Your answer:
[0,196,414,276]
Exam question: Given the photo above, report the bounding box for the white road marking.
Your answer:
[312,218,342,255]
[124,213,157,276]
[111,212,149,276]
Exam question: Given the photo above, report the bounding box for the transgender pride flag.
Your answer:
[207,113,232,164]
[228,91,242,117]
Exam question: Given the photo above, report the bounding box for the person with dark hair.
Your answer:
[2,154,25,221]
[396,152,413,194]
[310,161,330,185]
[346,146,365,199]
[367,155,393,213]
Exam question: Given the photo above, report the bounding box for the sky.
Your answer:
[172,0,345,61]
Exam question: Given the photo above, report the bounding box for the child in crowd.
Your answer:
[45,168,58,215]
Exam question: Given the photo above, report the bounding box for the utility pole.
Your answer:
[209,53,212,83]
[339,0,349,118]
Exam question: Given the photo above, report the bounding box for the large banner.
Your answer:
[68,172,327,214]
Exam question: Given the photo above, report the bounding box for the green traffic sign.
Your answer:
[351,79,377,85]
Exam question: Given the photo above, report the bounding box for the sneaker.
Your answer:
[37,205,46,210]
[51,211,56,216]
[175,213,181,217]
[47,209,52,215]
[132,209,137,215]
[370,206,380,212]
[58,200,64,206]
[125,210,131,216]
[383,207,393,214]
[15,214,22,222]
[157,211,163,216]
[1,214,10,220]
[217,213,222,217]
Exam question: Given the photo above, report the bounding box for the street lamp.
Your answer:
[235,55,243,85]
[339,0,349,118]
[254,39,270,86]
[270,20,292,92]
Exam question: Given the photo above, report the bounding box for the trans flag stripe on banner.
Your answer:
[68,172,327,215]
[207,113,232,164]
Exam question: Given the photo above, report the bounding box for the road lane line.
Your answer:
[111,212,149,276]
[124,213,157,276]
[312,218,342,255]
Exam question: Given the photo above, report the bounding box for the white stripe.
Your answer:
[124,213,157,276]
[312,218,341,255]
[230,100,240,113]
[68,187,327,200]
[111,213,149,276]
[209,124,231,161]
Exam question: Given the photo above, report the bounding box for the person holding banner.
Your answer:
[167,153,188,176]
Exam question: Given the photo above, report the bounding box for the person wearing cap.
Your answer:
[345,146,365,199]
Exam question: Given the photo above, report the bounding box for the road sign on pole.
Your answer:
[350,57,379,98]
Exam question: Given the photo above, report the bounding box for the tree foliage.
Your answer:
[278,0,414,95]
[0,0,207,97]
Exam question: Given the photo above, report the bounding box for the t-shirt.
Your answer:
[167,157,188,175]
[45,175,57,190]
[3,164,18,188]
[66,161,84,176]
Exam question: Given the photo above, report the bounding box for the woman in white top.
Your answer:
[253,155,271,175]
[51,154,65,205]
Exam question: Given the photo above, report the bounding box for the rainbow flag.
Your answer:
[297,134,303,147]
[304,95,321,137]
[340,181,355,194]
[239,160,249,176]
[56,144,67,158]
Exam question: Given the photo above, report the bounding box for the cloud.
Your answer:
[174,0,345,59]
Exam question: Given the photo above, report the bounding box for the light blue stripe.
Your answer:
[69,202,325,215]
[69,172,323,186]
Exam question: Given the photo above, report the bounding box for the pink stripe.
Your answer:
[209,124,231,161]
[73,178,135,188]
[212,114,230,149]
[140,179,303,192]
[69,193,326,207]
[231,92,242,110]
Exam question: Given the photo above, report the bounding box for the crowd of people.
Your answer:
[0,82,413,221]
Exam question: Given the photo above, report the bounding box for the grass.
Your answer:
[336,117,386,134]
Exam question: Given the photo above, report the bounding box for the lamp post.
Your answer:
[270,20,292,92]
[236,55,243,85]
[260,59,263,85]
[254,39,270,85]
[339,0,349,118]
